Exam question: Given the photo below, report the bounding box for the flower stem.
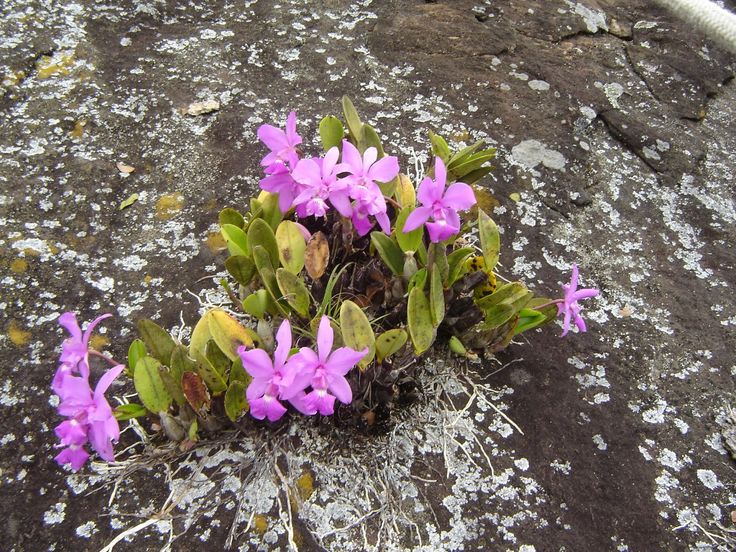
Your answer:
[88,349,122,367]
[533,298,564,311]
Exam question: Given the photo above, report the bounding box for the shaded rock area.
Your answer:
[1,0,735,550]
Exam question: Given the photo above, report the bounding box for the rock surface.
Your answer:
[1,0,735,550]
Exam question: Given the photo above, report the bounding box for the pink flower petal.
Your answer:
[326,346,367,376]
[327,374,352,404]
[240,348,274,379]
[367,155,399,184]
[329,190,353,218]
[322,146,340,176]
[362,147,378,170]
[82,313,113,347]
[93,364,124,400]
[246,378,270,401]
[291,158,322,187]
[434,157,447,188]
[316,316,334,362]
[58,312,82,340]
[273,319,292,370]
[402,206,432,232]
[285,111,301,145]
[443,182,476,211]
[341,140,363,174]
[416,175,443,206]
[426,220,459,243]
[257,124,288,152]
[288,391,317,415]
[55,445,89,471]
[375,211,391,234]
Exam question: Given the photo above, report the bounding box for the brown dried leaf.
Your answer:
[182,371,210,411]
[116,162,135,174]
[305,231,329,280]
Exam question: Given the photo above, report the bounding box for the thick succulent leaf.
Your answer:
[256,190,283,230]
[195,356,227,396]
[133,356,172,413]
[375,329,408,363]
[513,308,548,336]
[319,115,345,151]
[242,289,270,319]
[113,403,148,421]
[429,263,445,327]
[205,339,231,378]
[224,381,249,422]
[362,124,385,158]
[447,247,475,285]
[447,139,485,167]
[170,344,198,382]
[482,303,518,328]
[449,150,496,178]
[429,243,449,285]
[305,231,329,280]
[395,207,423,254]
[127,339,146,375]
[478,209,500,271]
[340,300,376,369]
[408,288,435,354]
[275,220,306,275]
[394,174,416,208]
[476,282,529,311]
[407,267,428,293]
[429,131,451,164]
[225,255,256,287]
[276,268,310,317]
[248,217,280,269]
[527,297,559,323]
[136,319,176,366]
[253,245,286,313]
[448,336,468,357]
[221,223,249,257]
[371,231,403,276]
[341,95,364,145]
[159,365,186,406]
[229,357,251,385]
[208,309,257,362]
[219,207,245,229]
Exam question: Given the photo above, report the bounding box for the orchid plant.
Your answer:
[51,97,599,471]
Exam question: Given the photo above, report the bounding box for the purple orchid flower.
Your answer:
[259,163,303,213]
[402,158,476,243]
[291,147,352,218]
[238,319,303,422]
[281,316,367,416]
[558,264,599,337]
[257,111,302,170]
[341,140,399,235]
[53,312,111,391]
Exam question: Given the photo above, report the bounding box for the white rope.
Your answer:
[654,0,736,54]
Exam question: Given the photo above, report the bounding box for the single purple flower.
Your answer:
[558,264,599,337]
[238,319,301,422]
[402,158,476,243]
[281,316,367,416]
[291,147,352,218]
[257,111,302,170]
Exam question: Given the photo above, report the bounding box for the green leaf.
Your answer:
[188,419,198,441]
[276,268,310,317]
[407,288,435,354]
[395,207,423,254]
[447,247,475,285]
[513,308,547,336]
[248,217,280,269]
[229,356,251,385]
[527,297,559,323]
[394,174,416,208]
[448,336,468,357]
[206,339,231,378]
[224,381,248,422]
[136,319,176,366]
[275,220,306,275]
[133,356,172,413]
[219,207,245,229]
[127,339,146,375]
[119,193,139,211]
[317,263,352,318]
[159,365,186,406]
[482,303,517,328]
[170,344,197,382]
[207,309,258,362]
[447,139,485,166]
[257,191,283,230]
[476,282,530,311]
[428,131,451,163]
[478,209,500,271]
[371,232,403,276]
[221,223,249,257]
[375,329,407,363]
[449,150,496,178]
[341,95,364,145]
[407,267,427,293]
[113,403,148,421]
[253,245,287,314]
[225,255,256,287]
[362,124,385,157]
[429,263,445,327]
[196,357,227,395]
[459,167,492,186]
[429,242,449,285]
[319,116,345,151]
[189,314,212,363]
[242,289,270,319]
[339,300,376,369]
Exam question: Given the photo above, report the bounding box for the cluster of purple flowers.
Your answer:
[257,111,401,237]
[238,316,367,422]
[52,313,123,471]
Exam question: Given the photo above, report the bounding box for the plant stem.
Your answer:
[533,298,564,310]
[89,349,122,366]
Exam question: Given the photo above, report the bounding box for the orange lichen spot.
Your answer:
[89,334,109,351]
[253,515,268,535]
[143,275,153,285]
[22,248,40,257]
[205,232,226,253]
[8,320,31,346]
[204,198,219,212]
[2,70,25,87]
[36,54,75,79]
[155,193,185,220]
[452,129,471,142]
[296,471,314,501]
[10,259,28,273]
[70,120,86,138]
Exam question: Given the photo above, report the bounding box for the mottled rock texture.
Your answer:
[0,1,734,551]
